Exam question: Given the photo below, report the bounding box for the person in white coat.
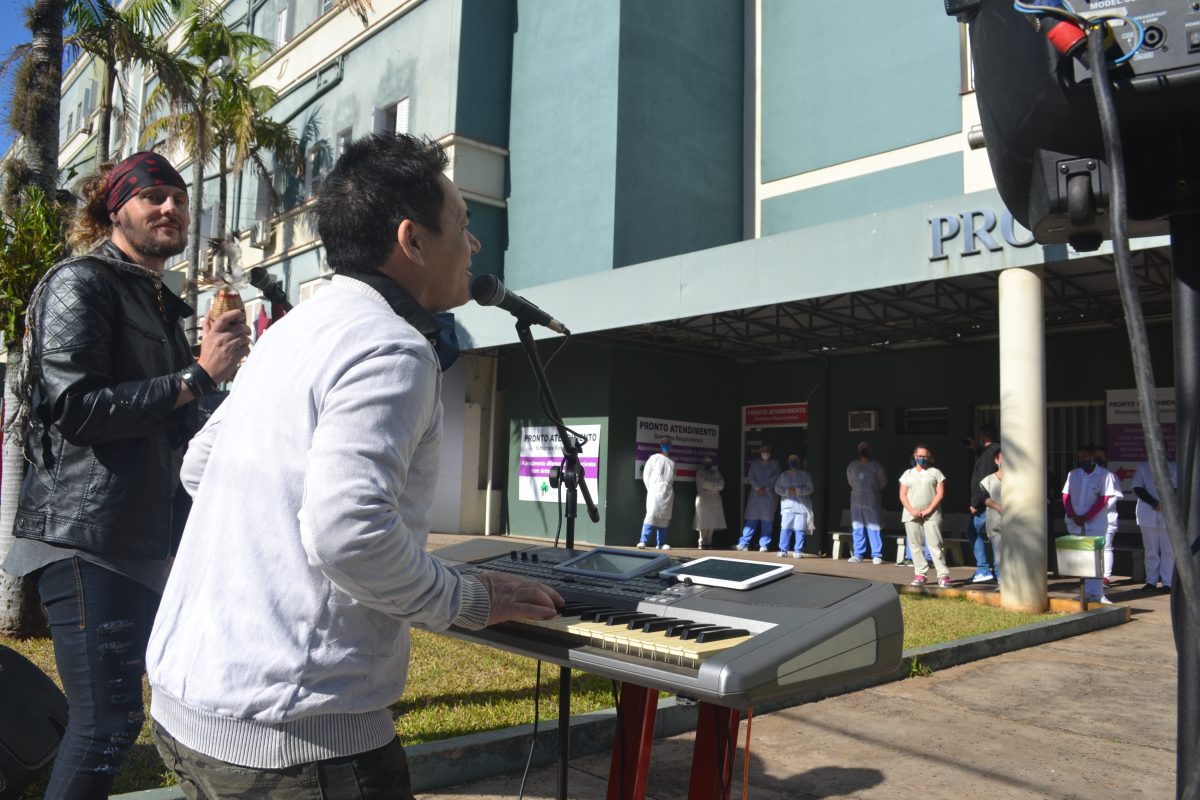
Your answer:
[1062,445,1117,603]
[1132,459,1177,591]
[693,456,726,549]
[775,455,814,558]
[846,442,887,564]
[638,437,676,550]
[736,445,781,551]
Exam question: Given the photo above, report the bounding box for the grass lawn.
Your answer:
[4,592,1059,797]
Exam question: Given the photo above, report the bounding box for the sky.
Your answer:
[0,0,31,155]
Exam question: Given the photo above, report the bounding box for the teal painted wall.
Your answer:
[611,0,744,268]
[500,325,1175,551]
[760,0,961,182]
[760,153,963,236]
[506,1,621,287]
[456,0,514,146]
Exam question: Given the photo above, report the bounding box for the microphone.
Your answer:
[470,274,570,335]
[249,267,294,312]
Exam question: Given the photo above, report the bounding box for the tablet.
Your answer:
[658,557,794,590]
[553,547,672,581]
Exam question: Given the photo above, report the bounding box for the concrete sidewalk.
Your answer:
[419,537,1178,799]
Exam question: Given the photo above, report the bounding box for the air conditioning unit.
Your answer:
[848,410,879,432]
[249,220,275,249]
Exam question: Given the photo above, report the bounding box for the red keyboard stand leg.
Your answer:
[687,703,741,800]
[606,683,658,800]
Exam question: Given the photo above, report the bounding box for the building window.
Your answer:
[320,0,334,14]
[373,97,410,136]
[336,127,352,157]
[304,143,328,199]
[275,3,291,46]
[899,407,949,436]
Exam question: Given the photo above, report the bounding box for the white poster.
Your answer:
[1105,388,1175,491]
[518,425,602,503]
[634,417,719,483]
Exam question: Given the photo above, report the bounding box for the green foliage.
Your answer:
[0,186,64,347]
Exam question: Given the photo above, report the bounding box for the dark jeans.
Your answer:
[969,511,993,573]
[35,557,160,800]
[152,722,416,800]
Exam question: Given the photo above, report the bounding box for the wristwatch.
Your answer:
[178,362,218,397]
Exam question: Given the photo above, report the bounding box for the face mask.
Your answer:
[703,462,714,471]
[660,445,670,454]
[1078,459,1093,471]
[760,453,771,461]
[1095,457,1107,467]
[788,460,800,468]
[858,448,870,459]
[914,457,928,467]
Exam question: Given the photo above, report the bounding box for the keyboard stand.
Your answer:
[606,684,742,800]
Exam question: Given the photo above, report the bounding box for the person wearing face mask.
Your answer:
[1062,445,1116,603]
[693,456,726,549]
[1131,457,1178,592]
[899,444,951,587]
[1091,447,1121,587]
[638,436,676,550]
[846,442,888,564]
[775,455,815,558]
[735,445,781,551]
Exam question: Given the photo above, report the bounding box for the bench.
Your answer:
[1051,519,1146,583]
[830,510,971,566]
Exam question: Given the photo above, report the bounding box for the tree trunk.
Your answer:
[96,50,117,163]
[24,0,66,197]
[0,346,48,638]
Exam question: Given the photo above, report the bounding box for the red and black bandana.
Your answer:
[105,152,187,215]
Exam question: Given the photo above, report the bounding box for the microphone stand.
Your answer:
[514,322,599,800]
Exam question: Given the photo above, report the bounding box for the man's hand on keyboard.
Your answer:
[476,572,565,625]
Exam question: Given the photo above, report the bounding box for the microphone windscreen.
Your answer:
[470,274,505,306]
[248,266,272,290]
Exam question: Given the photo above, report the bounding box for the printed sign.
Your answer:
[518,425,602,504]
[743,403,808,427]
[1105,388,1175,490]
[635,417,719,482]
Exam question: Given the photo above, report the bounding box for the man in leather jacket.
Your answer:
[2,152,250,799]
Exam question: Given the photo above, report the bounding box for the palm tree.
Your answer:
[64,0,189,163]
[0,187,64,637]
[140,1,273,340]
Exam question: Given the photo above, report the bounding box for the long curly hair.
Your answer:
[68,162,115,253]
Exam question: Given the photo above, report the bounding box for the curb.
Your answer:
[112,603,1128,798]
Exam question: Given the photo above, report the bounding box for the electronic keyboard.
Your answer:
[433,539,903,709]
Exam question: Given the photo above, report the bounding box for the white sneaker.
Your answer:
[777,551,786,557]
[848,556,864,563]
[636,542,646,549]
[872,557,884,565]
[660,544,670,551]
[734,544,748,551]
[758,547,769,552]
[1099,596,1113,605]
[697,543,705,550]
[790,552,801,559]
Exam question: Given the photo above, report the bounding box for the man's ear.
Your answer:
[396,219,424,265]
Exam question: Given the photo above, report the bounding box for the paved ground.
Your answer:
[419,535,1179,799]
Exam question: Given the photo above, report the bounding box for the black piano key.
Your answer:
[641,618,688,633]
[677,625,723,641]
[666,621,715,638]
[580,608,621,623]
[627,615,667,630]
[559,604,606,619]
[694,628,750,643]
[604,612,657,627]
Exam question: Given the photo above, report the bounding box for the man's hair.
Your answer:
[314,133,450,274]
[68,162,116,252]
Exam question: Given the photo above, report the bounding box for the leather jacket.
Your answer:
[15,241,198,559]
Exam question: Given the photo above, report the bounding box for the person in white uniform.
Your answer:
[899,444,951,588]
[775,455,814,558]
[693,456,726,549]
[736,445,781,551]
[1093,447,1121,586]
[1062,445,1117,603]
[1132,459,1177,591]
[846,442,887,564]
[638,436,676,550]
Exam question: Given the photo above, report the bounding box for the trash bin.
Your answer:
[1054,535,1105,578]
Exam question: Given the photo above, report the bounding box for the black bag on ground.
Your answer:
[0,643,67,800]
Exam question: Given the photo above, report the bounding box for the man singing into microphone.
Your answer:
[146,133,563,798]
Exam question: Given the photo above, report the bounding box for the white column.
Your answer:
[998,266,1049,613]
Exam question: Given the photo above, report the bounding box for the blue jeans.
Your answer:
[779,528,806,553]
[153,722,415,799]
[36,557,160,799]
[851,525,883,560]
[969,511,993,573]
[737,520,774,549]
[639,523,667,547]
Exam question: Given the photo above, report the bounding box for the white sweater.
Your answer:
[146,275,487,768]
